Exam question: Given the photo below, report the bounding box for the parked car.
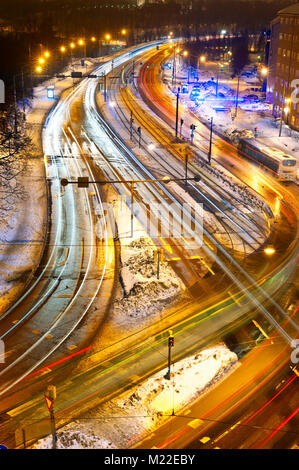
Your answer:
[243,94,259,101]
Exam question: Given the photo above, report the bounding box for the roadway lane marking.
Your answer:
[230,420,241,430]
[188,419,203,429]
[59,247,70,267]
[67,345,77,351]
[252,320,270,339]
[71,236,84,298]
[200,436,210,444]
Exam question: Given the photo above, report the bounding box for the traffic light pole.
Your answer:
[185,153,188,186]
[175,87,180,140]
[208,117,213,164]
[164,330,174,381]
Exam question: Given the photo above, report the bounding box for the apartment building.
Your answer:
[268,3,299,130]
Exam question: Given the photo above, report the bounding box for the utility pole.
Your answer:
[130,110,134,141]
[190,123,196,144]
[185,153,188,186]
[104,73,107,102]
[208,117,213,164]
[154,248,163,279]
[164,330,174,381]
[180,118,184,138]
[175,87,180,140]
[235,74,240,118]
[172,48,176,87]
[137,126,141,148]
[44,385,57,449]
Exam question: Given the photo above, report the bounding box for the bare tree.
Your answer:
[0,104,31,218]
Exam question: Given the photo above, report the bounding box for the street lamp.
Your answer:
[44,51,50,58]
[261,66,268,93]
[175,86,180,140]
[36,66,42,73]
[60,46,66,66]
[261,66,268,77]
[264,246,275,256]
[200,55,206,63]
[105,34,111,41]
[216,63,224,98]
[70,42,75,69]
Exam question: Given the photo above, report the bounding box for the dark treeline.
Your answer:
[0,0,294,106]
[0,0,294,36]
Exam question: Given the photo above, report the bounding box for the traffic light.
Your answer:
[169,336,174,347]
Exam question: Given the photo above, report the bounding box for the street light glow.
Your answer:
[39,58,45,64]
[70,42,75,49]
[36,66,42,73]
[60,46,66,53]
[105,34,111,41]
[44,51,50,58]
[200,55,206,63]
[91,36,96,42]
[121,29,127,35]
[261,67,268,76]
[264,247,276,255]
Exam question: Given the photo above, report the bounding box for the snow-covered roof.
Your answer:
[279,2,299,16]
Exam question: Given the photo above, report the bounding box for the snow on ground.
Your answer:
[32,342,238,449]
[164,59,299,164]
[111,199,186,321]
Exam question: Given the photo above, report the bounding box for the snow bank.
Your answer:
[32,343,238,449]
[113,198,185,320]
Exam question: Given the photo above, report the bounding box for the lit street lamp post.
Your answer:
[175,86,180,140]
[208,116,213,164]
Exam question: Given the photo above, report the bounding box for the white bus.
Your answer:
[239,139,299,182]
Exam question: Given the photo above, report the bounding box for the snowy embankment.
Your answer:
[32,343,238,449]
[112,199,186,322]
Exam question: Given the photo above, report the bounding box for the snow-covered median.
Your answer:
[112,199,186,322]
[32,343,238,449]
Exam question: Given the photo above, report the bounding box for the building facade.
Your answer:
[268,3,299,130]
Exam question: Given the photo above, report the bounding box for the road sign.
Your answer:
[44,394,54,412]
[78,176,89,188]
[71,71,83,79]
